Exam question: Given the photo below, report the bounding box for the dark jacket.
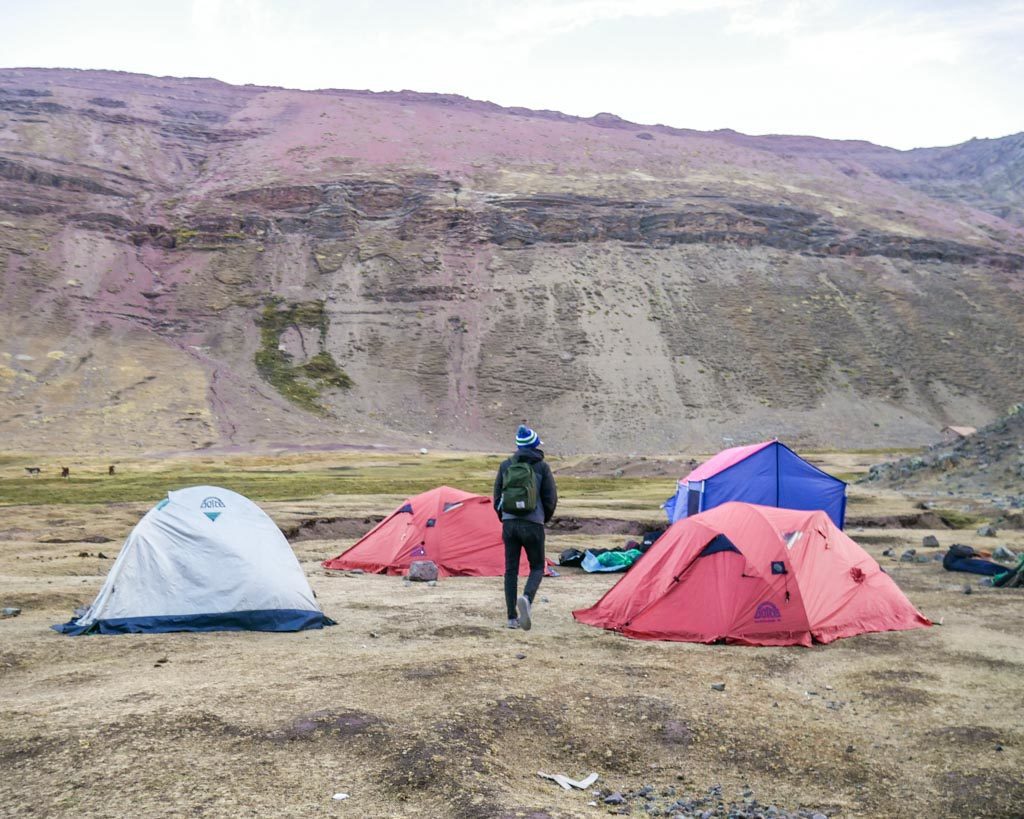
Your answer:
[493,447,557,524]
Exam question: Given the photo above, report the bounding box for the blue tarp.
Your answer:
[664,441,847,528]
[941,556,1006,577]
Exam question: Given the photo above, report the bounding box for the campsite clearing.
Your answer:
[1,450,1022,817]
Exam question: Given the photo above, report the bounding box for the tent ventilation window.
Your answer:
[698,534,740,557]
[782,531,803,550]
[442,502,463,513]
[686,482,704,516]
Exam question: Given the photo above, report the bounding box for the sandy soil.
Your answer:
[2,481,1023,818]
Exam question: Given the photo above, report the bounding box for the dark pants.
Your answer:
[503,518,546,619]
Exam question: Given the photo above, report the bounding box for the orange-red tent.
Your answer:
[574,502,930,646]
[322,486,539,578]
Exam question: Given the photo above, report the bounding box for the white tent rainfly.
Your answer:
[54,486,333,635]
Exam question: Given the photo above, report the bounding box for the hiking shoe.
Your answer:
[516,595,532,631]
[507,618,520,629]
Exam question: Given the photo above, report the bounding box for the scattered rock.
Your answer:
[604,792,625,805]
[515,653,526,660]
[77,551,89,558]
[407,560,438,582]
[882,548,895,557]
[922,535,940,548]
[711,683,726,691]
[977,524,997,537]
[963,584,973,595]
[900,549,917,562]
[97,552,109,559]
[993,545,1017,561]
[2,607,22,618]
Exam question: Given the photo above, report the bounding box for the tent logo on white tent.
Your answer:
[200,496,226,522]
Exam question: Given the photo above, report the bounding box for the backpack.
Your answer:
[501,455,537,515]
[943,543,976,570]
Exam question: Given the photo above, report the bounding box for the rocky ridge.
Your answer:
[863,405,1024,509]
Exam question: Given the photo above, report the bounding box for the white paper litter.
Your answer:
[538,771,599,790]
[575,772,599,789]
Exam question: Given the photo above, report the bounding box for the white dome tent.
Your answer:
[54,486,333,635]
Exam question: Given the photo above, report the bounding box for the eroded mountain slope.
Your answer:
[1,68,1021,454]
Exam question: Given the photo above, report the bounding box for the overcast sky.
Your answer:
[2,0,1022,149]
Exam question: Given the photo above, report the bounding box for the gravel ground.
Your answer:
[2,486,1023,817]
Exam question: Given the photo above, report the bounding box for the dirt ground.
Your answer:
[1,454,1023,818]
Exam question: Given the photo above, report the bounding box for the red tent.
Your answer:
[322,486,539,578]
[574,502,930,646]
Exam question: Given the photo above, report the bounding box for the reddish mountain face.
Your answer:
[1,68,1021,454]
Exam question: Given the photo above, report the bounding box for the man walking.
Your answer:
[493,424,557,630]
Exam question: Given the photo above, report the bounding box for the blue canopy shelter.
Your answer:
[664,440,846,528]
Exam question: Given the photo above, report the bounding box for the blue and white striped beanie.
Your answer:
[515,424,541,449]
